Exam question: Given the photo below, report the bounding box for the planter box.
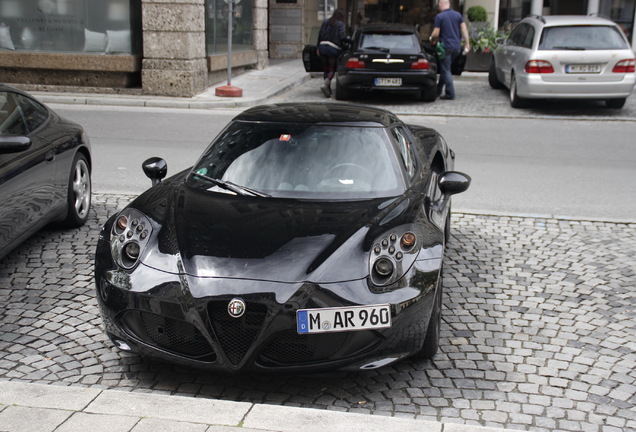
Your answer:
[465,51,492,72]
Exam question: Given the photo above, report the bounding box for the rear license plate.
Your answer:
[297,304,391,334]
[374,78,402,86]
[566,64,601,74]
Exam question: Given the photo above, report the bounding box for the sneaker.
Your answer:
[440,95,455,100]
[320,86,331,98]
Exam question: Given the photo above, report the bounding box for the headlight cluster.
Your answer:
[110,209,153,269]
[370,230,418,287]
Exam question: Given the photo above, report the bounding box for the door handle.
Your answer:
[45,150,55,162]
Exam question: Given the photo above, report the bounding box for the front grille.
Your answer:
[120,310,216,361]
[208,301,267,366]
[258,330,349,366]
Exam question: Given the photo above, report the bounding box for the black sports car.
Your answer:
[95,102,469,372]
[0,84,92,260]
[334,24,438,101]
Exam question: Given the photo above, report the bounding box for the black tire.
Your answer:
[334,78,351,101]
[62,152,91,228]
[488,59,504,89]
[606,98,626,109]
[419,274,443,359]
[509,73,527,108]
[421,85,437,102]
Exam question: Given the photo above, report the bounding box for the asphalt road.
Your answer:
[55,74,636,221]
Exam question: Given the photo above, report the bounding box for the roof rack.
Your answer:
[527,14,546,24]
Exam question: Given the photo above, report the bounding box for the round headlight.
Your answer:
[373,257,394,278]
[123,242,141,261]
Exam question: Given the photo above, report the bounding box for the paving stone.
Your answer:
[0,195,634,431]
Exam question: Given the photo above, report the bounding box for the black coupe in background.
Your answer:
[95,102,469,372]
[0,84,92,260]
[303,24,438,102]
[334,24,438,101]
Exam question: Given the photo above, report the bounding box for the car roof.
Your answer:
[357,23,418,34]
[525,15,620,27]
[234,102,402,127]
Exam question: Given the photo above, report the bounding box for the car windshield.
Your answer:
[188,121,405,200]
[360,32,420,52]
[539,25,628,50]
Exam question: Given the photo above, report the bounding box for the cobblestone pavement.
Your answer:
[1,194,635,432]
[270,74,636,121]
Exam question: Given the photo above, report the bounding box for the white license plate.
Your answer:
[297,304,391,334]
[566,64,601,74]
[374,78,402,87]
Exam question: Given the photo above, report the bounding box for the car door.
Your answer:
[0,90,56,256]
[499,23,530,87]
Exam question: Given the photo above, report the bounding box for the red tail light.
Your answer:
[613,59,635,73]
[345,58,365,69]
[411,58,430,70]
[525,60,554,74]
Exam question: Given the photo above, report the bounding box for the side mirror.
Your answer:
[439,171,471,196]
[0,136,31,154]
[142,157,167,186]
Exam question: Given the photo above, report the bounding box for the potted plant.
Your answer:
[465,25,505,71]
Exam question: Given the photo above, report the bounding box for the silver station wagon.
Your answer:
[489,15,636,108]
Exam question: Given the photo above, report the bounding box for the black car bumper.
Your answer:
[95,255,440,373]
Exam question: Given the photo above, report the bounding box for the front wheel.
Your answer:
[488,59,504,89]
[62,152,91,228]
[419,274,443,359]
[509,73,527,108]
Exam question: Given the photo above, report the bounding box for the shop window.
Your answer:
[0,0,141,54]
[205,0,254,55]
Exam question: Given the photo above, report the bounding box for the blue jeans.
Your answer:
[437,47,460,99]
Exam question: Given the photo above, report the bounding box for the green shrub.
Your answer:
[467,5,488,22]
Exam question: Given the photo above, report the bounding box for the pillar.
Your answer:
[530,0,543,16]
[141,0,208,97]
[587,0,600,15]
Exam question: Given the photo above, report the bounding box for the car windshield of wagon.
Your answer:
[539,25,629,50]
[360,32,420,52]
[188,121,405,200]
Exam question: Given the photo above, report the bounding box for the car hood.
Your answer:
[139,182,416,284]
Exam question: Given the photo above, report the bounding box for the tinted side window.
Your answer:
[522,26,535,48]
[15,95,49,133]
[508,24,528,46]
[0,92,28,136]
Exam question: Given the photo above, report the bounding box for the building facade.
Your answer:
[0,0,634,96]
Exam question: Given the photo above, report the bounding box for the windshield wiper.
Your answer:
[193,173,271,198]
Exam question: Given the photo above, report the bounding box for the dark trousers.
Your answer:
[437,47,460,99]
[318,45,340,80]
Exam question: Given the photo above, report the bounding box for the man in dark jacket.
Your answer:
[430,0,470,100]
[317,8,346,97]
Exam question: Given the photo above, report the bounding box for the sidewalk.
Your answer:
[28,59,312,110]
[0,381,512,432]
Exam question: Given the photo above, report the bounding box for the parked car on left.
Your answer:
[0,84,92,260]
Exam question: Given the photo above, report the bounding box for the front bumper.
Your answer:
[95,259,440,373]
